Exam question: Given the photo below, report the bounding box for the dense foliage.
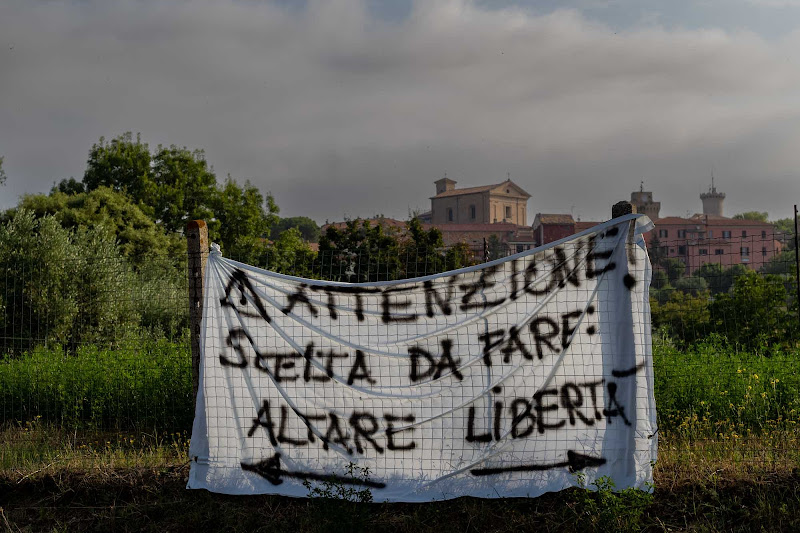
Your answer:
[0,210,187,352]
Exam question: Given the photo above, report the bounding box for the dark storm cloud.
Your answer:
[1,0,799,222]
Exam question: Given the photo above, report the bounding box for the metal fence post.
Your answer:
[187,220,209,401]
[794,205,800,325]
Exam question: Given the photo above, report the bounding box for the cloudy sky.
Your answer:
[2,0,800,223]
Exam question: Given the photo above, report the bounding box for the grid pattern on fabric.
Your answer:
[188,216,656,500]
[2,213,799,489]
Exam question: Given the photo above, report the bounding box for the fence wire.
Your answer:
[2,226,799,471]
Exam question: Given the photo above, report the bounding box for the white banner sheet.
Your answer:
[188,214,657,501]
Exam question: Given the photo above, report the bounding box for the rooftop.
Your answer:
[431,179,531,199]
[535,214,575,225]
[654,215,773,227]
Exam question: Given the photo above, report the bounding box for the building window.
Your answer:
[722,230,731,239]
[762,230,767,238]
[677,229,686,238]
[669,248,675,254]
[708,230,713,238]
[742,230,747,237]
[715,249,724,255]
[470,205,476,220]
[762,247,767,257]
[659,229,669,238]
[699,249,708,255]
[505,206,512,219]
[741,246,750,259]
[678,245,686,255]
[447,208,453,222]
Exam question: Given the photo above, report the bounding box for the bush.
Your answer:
[0,209,188,352]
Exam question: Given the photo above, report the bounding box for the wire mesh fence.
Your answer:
[2,219,800,471]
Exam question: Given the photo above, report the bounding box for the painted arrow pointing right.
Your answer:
[470,450,607,476]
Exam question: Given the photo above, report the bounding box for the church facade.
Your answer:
[429,178,531,226]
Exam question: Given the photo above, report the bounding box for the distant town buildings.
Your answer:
[640,182,780,274]
[321,175,779,273]
[508,178,779,274]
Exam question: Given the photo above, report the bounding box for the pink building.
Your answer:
[646,214,781,274]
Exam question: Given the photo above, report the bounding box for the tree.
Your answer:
[674,275,708,296]
[695,263,727,294]
[694,263,748,295]
[318,219,401,282]
[84,135,219,232]
[83,133,152,205]
[648,234,667,267]
[710,270,791,349]
[650,290,711,345]
[732,211,768,222]
[400,217,446,277]
[271,217,321,243]
[651,270,669,290]
[265,227,317,277]
[487,234,506,261]
[443,241,478,271]
[0,210,79,350]
[150,144,217,233]
[662,258,686,284]
[52,177,85,195]
[212,178,279,264]
[0,210,139,351]
[762,249,796,275]
[649,270,673,305]
[80,133,279,259]
[14,187,184,264]
[771,217,795,252]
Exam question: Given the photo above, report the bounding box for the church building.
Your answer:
[429,177,531,226]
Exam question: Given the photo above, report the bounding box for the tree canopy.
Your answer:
[271,216,320,243]
[14,187,184,264]
[75,132,278,257]
[732,211,769,222]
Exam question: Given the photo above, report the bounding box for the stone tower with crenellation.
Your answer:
[700,176,725,217]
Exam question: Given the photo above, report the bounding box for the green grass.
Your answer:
[3,332,800,532]
[3,335,800,438]
[0,337,192,432]
[654,335,800,443]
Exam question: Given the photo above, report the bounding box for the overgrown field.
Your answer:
[3,338,800,531]
[0,337,192,432]
[3,336,800,438]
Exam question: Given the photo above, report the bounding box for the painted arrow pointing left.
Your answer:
[241,453,387,489]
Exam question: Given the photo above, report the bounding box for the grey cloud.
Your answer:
[1,0,799,223]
